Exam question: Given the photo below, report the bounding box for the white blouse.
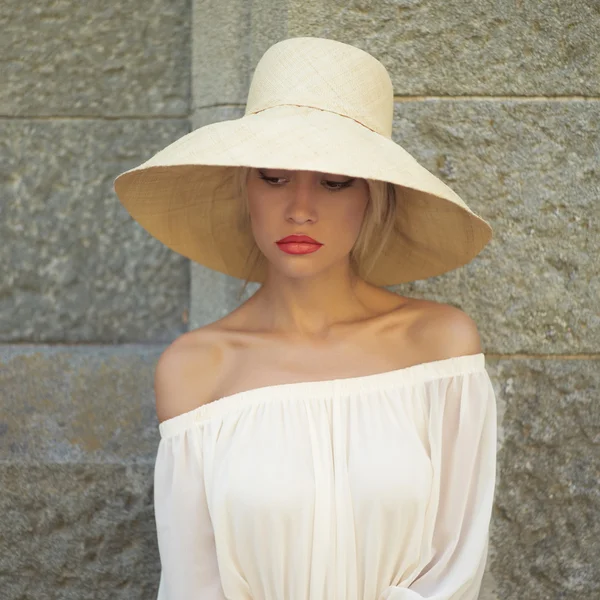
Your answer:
[154,352,497,600]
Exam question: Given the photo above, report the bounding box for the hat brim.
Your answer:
[114,105,492,286]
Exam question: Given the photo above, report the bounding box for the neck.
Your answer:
[250,264,374,341]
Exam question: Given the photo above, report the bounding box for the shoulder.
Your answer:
[404,298,482,359]
[154,327,226,424]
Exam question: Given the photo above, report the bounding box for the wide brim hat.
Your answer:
[114,37,492,286]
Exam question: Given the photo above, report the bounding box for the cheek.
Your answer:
[246,196,280,244]
[338,194,369,234]
[246,184,269,224]
[248,198,271,222]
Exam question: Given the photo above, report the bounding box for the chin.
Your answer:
[272,257,352,282]
[274,265,322,280]
[262,244,353,279]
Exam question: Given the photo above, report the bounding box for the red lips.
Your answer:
[276,234,322,245]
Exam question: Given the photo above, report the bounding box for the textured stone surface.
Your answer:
[192,0,254,109]
[192,105,245,129]
[486,357,600,600]
[1,119,191,343]
[390,100,599,354]
[0,463,159,600]
[0,0,190,116]
[286,0,600,97]
[193,0,600,106]
[1,345,162,463]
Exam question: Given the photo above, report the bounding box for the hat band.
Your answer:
[245,103,390,138]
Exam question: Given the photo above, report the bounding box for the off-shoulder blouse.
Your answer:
[154,352,497,600]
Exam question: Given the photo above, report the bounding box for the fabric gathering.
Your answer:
[154,353,497,600]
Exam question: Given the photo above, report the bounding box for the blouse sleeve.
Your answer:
[380,369,498,600]
[153,427,226,600]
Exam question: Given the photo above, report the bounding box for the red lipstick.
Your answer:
[276,234,323,255]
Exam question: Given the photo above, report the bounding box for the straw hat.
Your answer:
[114,36,492,286]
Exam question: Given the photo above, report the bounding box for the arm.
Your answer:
[153,335,227,599]
[380,365,497,600]
[154,430,227,599]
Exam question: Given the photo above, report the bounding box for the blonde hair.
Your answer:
[232,167,399,300]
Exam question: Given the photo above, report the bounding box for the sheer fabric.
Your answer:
[154,353,497,600]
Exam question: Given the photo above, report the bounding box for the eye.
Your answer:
[323,178,355,192]
[257,170,356,191]
[258,171,287,185]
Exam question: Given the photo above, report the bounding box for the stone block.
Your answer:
[1,345,162,463]
[486,357,600,600]
[192,0,254,108]
[390,100,599,354]
[0,463,159,600]
[285,0,600,96]
[1,119,191,343]
[193,0,599,104]
[1,0,190,116]
[192,105,245,129]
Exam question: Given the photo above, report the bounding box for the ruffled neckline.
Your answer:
[158,352,486,438]
[158,352,487,438]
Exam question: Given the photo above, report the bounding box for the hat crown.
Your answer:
[244,37,394,138]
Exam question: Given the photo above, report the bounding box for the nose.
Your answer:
[285,177,318,224]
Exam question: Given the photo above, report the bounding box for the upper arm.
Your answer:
[154,331,224,424]
[410,301,483,360]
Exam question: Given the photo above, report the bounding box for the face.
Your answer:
[246,168,370,280]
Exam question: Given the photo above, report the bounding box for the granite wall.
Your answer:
[1,1,598,599]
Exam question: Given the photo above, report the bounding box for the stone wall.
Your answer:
[2,1,598,599]
[1,1,190,598]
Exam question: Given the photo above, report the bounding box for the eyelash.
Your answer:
[258,172,355,192]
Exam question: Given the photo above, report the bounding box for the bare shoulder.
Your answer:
[404,298,483,359]
[154,327,226,424]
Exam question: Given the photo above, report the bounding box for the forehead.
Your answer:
[259,168,348,177]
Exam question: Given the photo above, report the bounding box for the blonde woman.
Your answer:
[115,37,497,600]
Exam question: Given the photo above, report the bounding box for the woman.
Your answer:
[115,37,497,600]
